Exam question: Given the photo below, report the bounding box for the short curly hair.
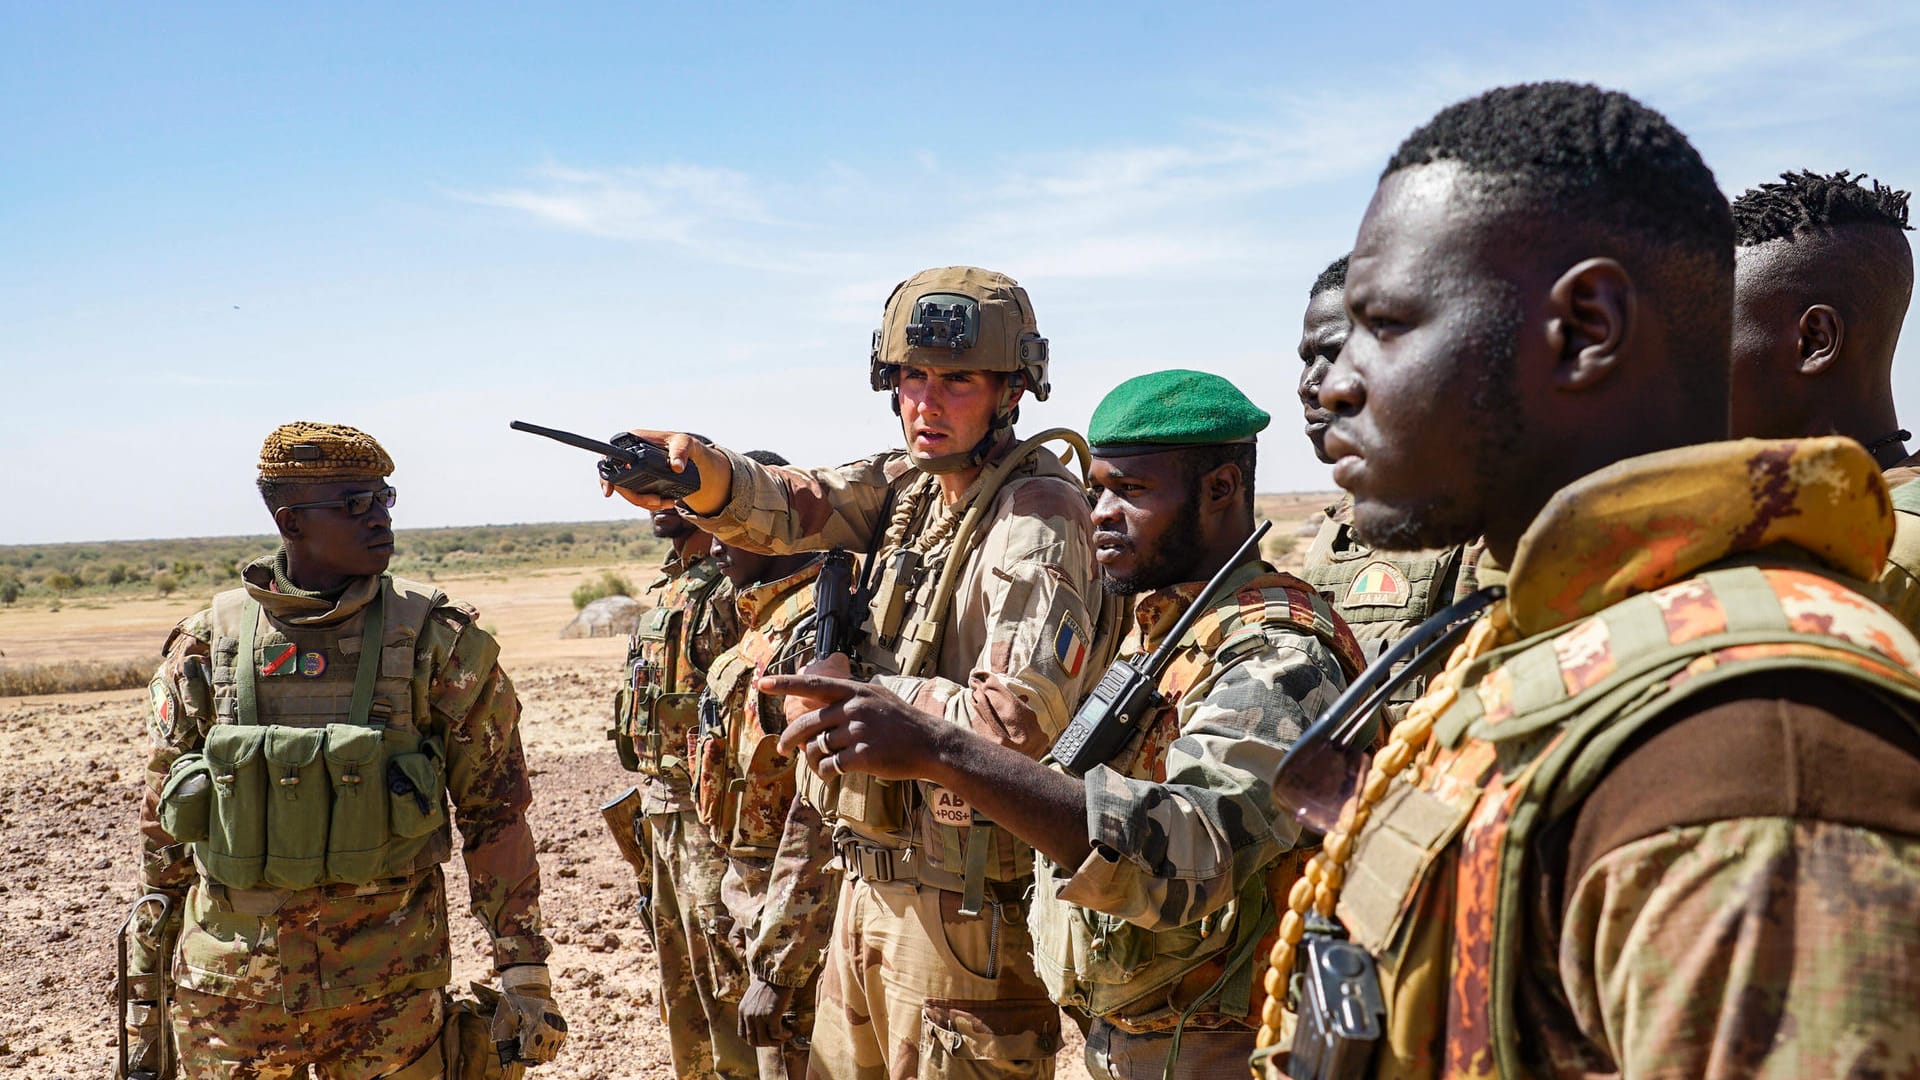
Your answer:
[1733,170,1912,245]
[1310,254,1349,298]
[1384,82,1734,409]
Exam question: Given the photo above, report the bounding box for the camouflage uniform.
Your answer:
[1299,495,1489,726]
[1875,449,1920,632]
[1265,438,1920,1078]
[625,549,751,1080]
[695,559,836,1080]
[1028,562,1362,1079]
[136,552,550,1079]
[694,439,1099,1080]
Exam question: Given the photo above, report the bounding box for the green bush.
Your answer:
[572,571,636,610]
[0,579,20,606]
[155,573,180,597]
[46,572,82,593]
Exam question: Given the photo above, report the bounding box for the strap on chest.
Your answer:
[234,579,387,728]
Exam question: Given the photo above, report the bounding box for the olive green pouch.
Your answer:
[203,726,269,889]
[387,738,447,840]
[263,726,329,889]
[157,752,213,844]
[323,723,388,883]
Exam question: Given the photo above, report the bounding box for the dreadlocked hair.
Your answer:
[1310,254,1349,298]
[1733,170,1913,245]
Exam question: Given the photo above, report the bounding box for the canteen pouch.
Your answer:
[262,725,329,889]
[387,738,448,840]
[158,752,214,844]
[202,725,269,889]
[323,723,389,883]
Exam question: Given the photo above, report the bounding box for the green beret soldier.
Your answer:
[606,266,1103,1080]
[763,370,1365,1080]
[128,422,563,1079]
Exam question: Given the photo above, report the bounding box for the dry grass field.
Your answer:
[0,495,1335,1078]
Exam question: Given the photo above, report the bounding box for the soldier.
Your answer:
[1250,82,1920,1078]
[1725,171,1920,626]
[611,498,750,1080]
[1295,254,1487,722]
[762,370,1365,1079]
[690,467,835,1080]
[604,266,1100,1079]
[125,422,562,1079]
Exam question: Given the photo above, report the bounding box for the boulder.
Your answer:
[561,595,646,639]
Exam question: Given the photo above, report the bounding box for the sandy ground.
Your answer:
[0,561,1113,1079]
[0,494,1338,1077]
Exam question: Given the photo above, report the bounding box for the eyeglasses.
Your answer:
[283,486,397,517]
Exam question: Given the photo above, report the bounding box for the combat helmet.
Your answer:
[870,265,1051,473]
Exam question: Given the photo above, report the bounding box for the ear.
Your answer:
[1796,305,1843,375]
[1003,377,1026,411]
[1544,258,1634,391]
[1201,460,1242,515]
[272,506,300,541]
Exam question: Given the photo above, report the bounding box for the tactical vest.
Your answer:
[154,575,453,892]
[1031,572,1365,1032]
[1333,562,1920,1078]
[1301,509,1464,711]
[614,557,728,782]
[799,439,1098,901]
[694,564,818,857]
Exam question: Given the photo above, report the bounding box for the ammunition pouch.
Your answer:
[162,723,447,891]
[691,692,732,834]
[445,984,510,1080]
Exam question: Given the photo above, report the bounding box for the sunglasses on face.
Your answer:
[284,486,398,517]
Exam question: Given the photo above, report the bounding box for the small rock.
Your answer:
[92,857,112,870]
[46,927,71,943]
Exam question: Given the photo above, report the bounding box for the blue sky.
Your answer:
[4,2,1918,543]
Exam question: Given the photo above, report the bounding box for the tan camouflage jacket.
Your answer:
[637,550,740,813]
[137,559,550,1011]
[1876,450,1920,632]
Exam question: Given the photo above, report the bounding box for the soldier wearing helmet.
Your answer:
[607,266,1101,1080]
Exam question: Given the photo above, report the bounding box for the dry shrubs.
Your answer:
[0,658,153,697]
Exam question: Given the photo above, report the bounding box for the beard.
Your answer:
[1101,488,1209,596]
[1353,283,1526,553]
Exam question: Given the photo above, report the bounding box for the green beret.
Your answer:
[1087,369,1270,456]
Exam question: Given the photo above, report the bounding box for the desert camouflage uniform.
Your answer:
[1029,562,1361,1080]
[1270,438,1920,1079]
[631,549,752,1080]
[694,439,1099,1080]
[696,559,835,1080]
[1299,496,1490,727]
[135,553,549,1079]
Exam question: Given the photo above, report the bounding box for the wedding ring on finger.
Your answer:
[819,753,843,778]
[812,732,833,758]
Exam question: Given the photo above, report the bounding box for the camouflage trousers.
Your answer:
[809,877,1061,1080]
[1082,1019,1255,1080]
[650,808,759,1080]
[171,985,442,1079]
[722,853,817,1080]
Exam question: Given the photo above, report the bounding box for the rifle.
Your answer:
[116,892,176,1080]
[1050,521,1272,776]
[509,420,703,501]
[763,548,860,735]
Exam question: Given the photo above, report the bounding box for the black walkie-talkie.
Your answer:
[1050,521,1272,776]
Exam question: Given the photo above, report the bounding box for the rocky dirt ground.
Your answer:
[0,494,1335,1078]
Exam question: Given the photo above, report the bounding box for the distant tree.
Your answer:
[0,579,20,606]
[46,572,82,593]
[107,564,129,586]
[572,571,635,610]
[556,530,576,545]
[155,573,180,597]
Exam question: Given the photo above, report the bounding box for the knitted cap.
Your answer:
[258,421,394,482]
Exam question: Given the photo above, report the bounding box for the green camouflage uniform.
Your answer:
[1270,438,1920,1079]
[695,559,835,1080]
[628,549,751,1080]
[1030,562,1362,1080]
[135,553,549,1079]
[694,440,1100,1080]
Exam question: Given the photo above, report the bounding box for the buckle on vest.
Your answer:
[838,840,902,883]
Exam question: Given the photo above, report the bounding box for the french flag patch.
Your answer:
[1055,615,1087,678]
